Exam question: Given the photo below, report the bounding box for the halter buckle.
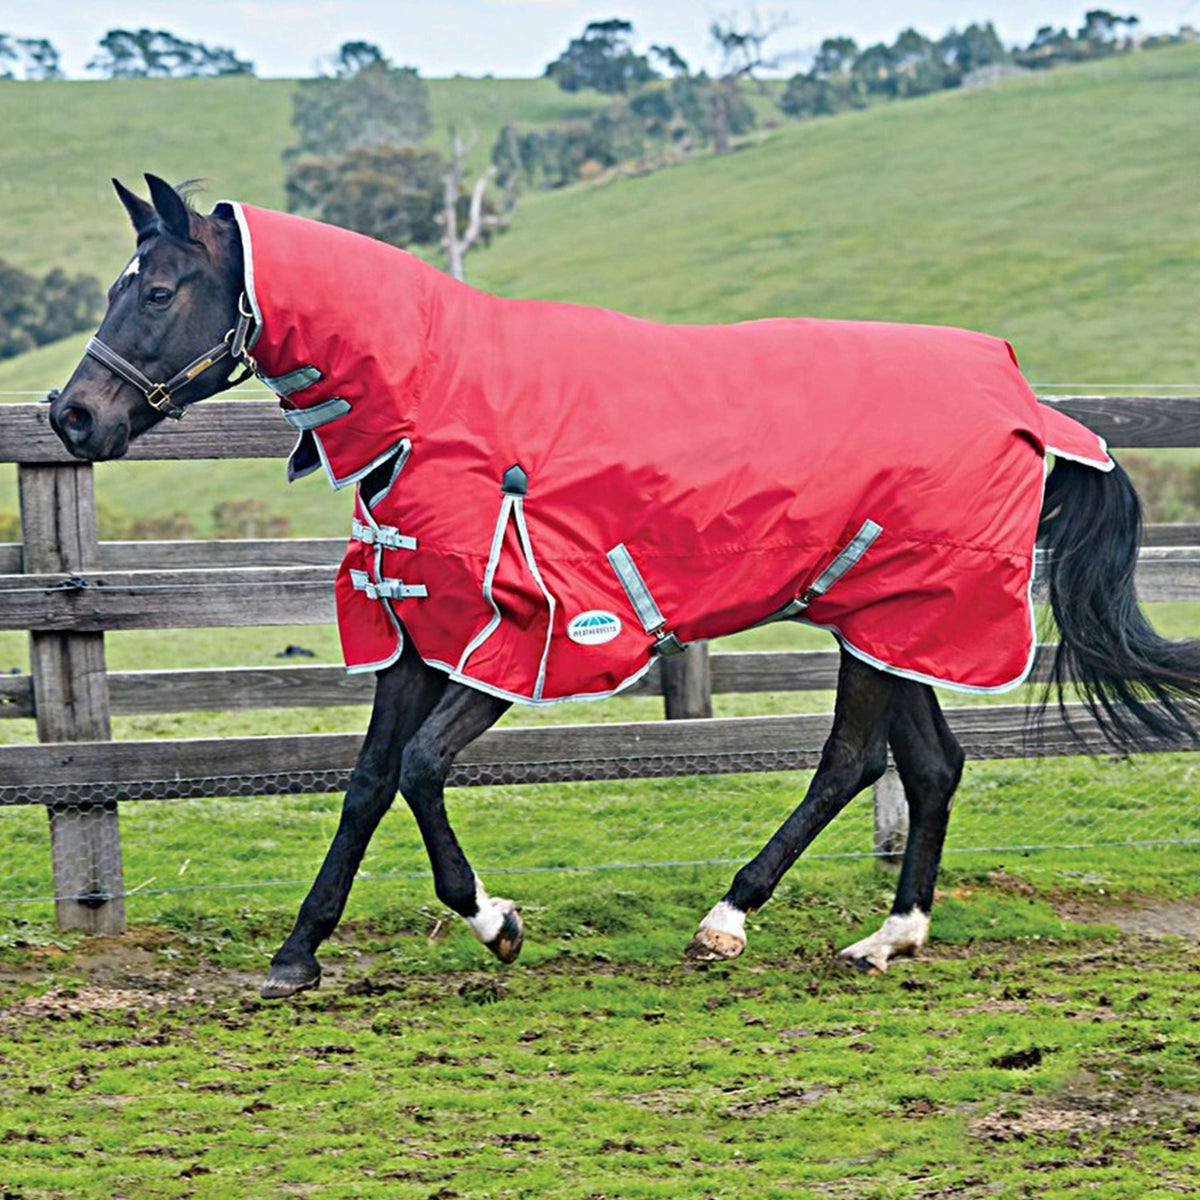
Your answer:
[145,383,181,419]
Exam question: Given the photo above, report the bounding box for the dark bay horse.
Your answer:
[49,176,1200,999]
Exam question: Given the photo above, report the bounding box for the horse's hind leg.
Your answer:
[686,649,894,961]
[263,644,448,999]
[839,681,964,974]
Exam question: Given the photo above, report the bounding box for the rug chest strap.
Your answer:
[350,518,416,551]
[349,568,427,602]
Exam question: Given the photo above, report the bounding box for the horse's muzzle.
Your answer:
[48,397,130,461]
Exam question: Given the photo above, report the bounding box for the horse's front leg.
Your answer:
[397,684,517,960]
[262,645,448,999]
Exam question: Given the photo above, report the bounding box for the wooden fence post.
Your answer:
[660,641,713,720]
[873,764,908,865]
[18,463,124,934]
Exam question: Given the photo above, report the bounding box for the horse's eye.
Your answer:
[145,286,174,307]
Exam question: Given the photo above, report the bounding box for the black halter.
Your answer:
[83,293,257,420]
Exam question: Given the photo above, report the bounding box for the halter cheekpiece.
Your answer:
[84,293,257,420]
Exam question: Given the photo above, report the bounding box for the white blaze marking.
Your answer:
[465,875,504,944]
[121,255,140,279]
[699,900,747,941]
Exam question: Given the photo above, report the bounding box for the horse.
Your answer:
[48,175,1200,999]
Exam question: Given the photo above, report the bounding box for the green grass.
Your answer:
[0,848,1197,1199]
[0,73,599,284]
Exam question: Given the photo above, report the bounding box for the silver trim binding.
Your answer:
[512,496,557,701]
[280,396,351,431]
[456,493,516,673]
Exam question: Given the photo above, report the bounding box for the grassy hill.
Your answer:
[0,73,597,283]
[474,43,1200,384]
[0,46,1197,535]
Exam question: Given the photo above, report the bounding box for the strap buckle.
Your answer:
[349,568,427,602]
[351,519,416,551]
[145,383,183,420]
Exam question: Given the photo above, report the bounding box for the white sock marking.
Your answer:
[699,900,747,941]
[465,875,504,944]
[840,908,929,968]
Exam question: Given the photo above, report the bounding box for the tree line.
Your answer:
[0,28,252,79]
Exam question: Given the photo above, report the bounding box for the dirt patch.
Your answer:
[4,984,172,1018]
[727,1083,832,1117]
[972,1070,1200,1144]
[1055,896,1200,939]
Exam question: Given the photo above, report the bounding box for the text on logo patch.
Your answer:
[567,610,622,645]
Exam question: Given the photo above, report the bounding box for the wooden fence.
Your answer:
[2,396,1199,935]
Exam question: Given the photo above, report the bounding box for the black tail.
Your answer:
[1038,457,1200,750]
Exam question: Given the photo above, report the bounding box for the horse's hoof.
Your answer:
[839,949,887,975]
[261,957,321,1000]
[684,925,746,962]
[484,900,524,964]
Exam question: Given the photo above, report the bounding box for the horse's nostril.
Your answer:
[60,403,95,439]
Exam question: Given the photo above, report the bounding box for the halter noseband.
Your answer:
[84,293,257,420]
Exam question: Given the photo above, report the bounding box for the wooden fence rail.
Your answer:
[2,395,1199,934]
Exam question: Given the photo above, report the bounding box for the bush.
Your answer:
[0,258,103,362]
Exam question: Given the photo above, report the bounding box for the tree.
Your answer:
[706,14,789,152]
[1079,9,1140,45]
[87,28,253,77]
[0,34,64,80]
[812,36,858,78]
[649,44,690,76]
[779,72,844,118]
[937,23,1009,75]
[544,19,657,94]
[285,145,446,248]
[440,129,503,281]
[334,40,386,76]
[290,61,431,158]
[889,28,952,96]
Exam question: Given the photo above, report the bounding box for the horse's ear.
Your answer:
[112,178,156,237]
[145,173,192,241]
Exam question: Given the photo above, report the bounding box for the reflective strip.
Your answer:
[456,494,515,674]
[349,568,427,602]
[512,497,557,701]
[280,396,351,430]
[806,519,883,598]
[350,518,415,551]
[606,543,665,635]
[263,365,323,395]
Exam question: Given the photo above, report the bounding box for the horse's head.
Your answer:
[49,174,248,461]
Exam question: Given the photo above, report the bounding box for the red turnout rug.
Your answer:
[219,202,1112,703]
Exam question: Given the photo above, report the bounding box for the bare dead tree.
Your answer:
[441,126,500,282]
[709,8,792,153]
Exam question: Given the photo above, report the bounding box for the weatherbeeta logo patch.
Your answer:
[567,611,622,646]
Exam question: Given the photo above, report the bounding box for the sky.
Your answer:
[1,0,1196,78]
